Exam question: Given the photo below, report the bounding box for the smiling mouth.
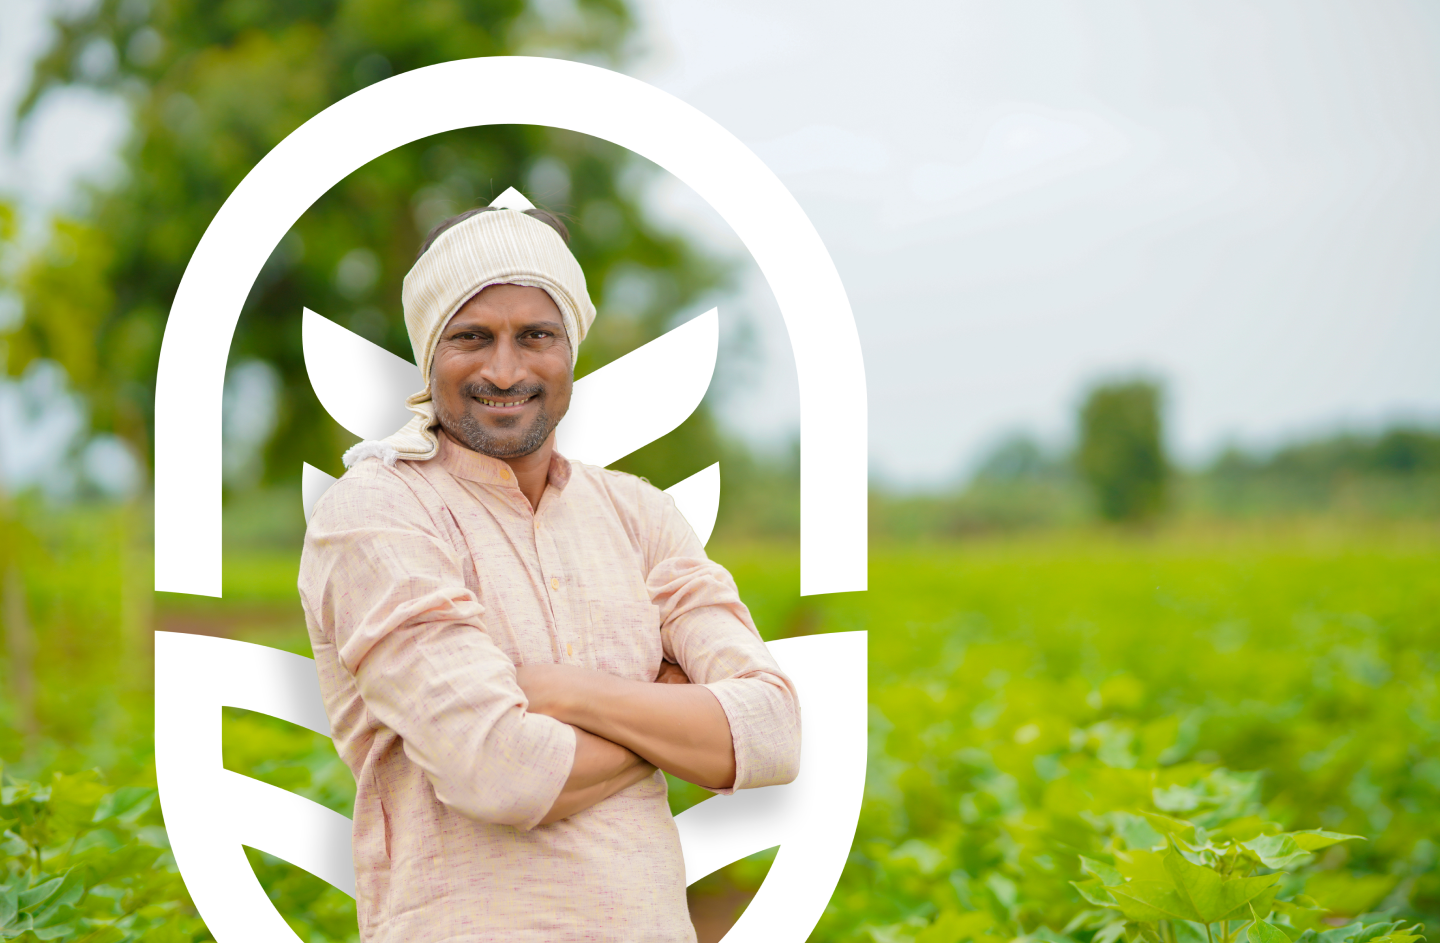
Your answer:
[476,395,536,409]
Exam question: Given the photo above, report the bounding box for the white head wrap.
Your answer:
[342,208,596,467]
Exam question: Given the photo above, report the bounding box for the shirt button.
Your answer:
[566,643,574,658]
[500,467,511,480]
[550,577,559,590]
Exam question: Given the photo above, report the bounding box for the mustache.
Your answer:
[459,380,545,400]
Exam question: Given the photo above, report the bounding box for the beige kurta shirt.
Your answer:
[298,435,801,943]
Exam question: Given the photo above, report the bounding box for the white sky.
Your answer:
[3,0,1439,487]
[628,0,1440,484]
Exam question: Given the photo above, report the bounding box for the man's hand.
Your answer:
[515,661,735,790]
[655,660,691,685]
[539,727,655,826]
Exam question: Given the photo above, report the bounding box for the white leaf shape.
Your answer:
[664,463,719,546]
[302,462,337,523]
[154,630,865,943]
[556,308,718,468]
[154,632,356,942]
[489,186,535,210]
[302,308,419,440]
[674,633,866,907]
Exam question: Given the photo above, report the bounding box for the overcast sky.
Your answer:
[4,0,1439,487]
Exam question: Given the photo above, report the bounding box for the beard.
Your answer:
[433,380,560,459]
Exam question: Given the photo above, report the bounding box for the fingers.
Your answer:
[654,661,692,685]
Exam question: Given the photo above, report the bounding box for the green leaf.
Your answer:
[31,901,79,931]
[1114,812,1167,851]
[1288,830,1365,852]
[1029,928,1077,943]
[1219,885,1278,924]
[1250,918,1293,943]
[1094,923,1128,943]
[17,877,63,912]
[1115,849,1170,883]
[2,912,34,937]
[31,920,80,941]
[1270,897,1328,933]
[1348,923,1411,943]
[1073,878,1119,908]
[1162,843,1279,923]
[1081,856,1125,886]
[1153,784,1205,814]
[80,928,128,943]
[1210,817,1276,843]
[93,786,157,823]
[49,871,83,910]
[0,886,15,927]
[1107,881,1203,922]
[1125,924,1166,943]
[1366,925,1425,943]
[1243,834,1313,870]
[915,910,994,943]
[1140,811,1198,844]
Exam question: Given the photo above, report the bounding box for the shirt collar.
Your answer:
[436,430,571,492]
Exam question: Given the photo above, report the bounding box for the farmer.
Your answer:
[298,205,800,943]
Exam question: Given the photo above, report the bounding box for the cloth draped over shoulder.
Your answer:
[342,208,597,467]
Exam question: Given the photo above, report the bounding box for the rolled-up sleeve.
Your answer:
[641,490,801,793]
[301,465,574,830]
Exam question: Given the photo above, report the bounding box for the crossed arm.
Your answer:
[521,661,737,825]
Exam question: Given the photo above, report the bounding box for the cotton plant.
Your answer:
[0,766,207,943]
[844,734,1426,943]
[1066,769,1423,943]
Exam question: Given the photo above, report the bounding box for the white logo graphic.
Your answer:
[152,57,867,943]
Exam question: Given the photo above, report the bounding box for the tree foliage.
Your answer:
[12,0,727,489]
[1078,380,1169,523]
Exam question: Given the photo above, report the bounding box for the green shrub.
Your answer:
[0,767,208,942]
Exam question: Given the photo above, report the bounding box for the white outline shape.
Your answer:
[154,56,865,598]
[152,57,870,943]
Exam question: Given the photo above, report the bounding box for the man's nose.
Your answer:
[479,338,528,390]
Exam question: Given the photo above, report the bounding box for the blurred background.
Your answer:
[0,2,1437,942]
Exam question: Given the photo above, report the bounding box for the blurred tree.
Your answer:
[971,433,1060,484]
[10,0,727,492]
[1076,378,1169,522]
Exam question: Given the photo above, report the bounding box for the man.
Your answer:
[299,205,800,943]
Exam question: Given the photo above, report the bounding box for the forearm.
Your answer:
[539,726,655,825]
[556,674,736,791]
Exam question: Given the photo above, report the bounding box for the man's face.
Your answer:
[430,284,573,459]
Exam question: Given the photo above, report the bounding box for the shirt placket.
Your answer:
[532,503,579,667]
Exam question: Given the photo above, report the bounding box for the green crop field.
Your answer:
[716,526,1440,942]
[4,513,1437,942]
